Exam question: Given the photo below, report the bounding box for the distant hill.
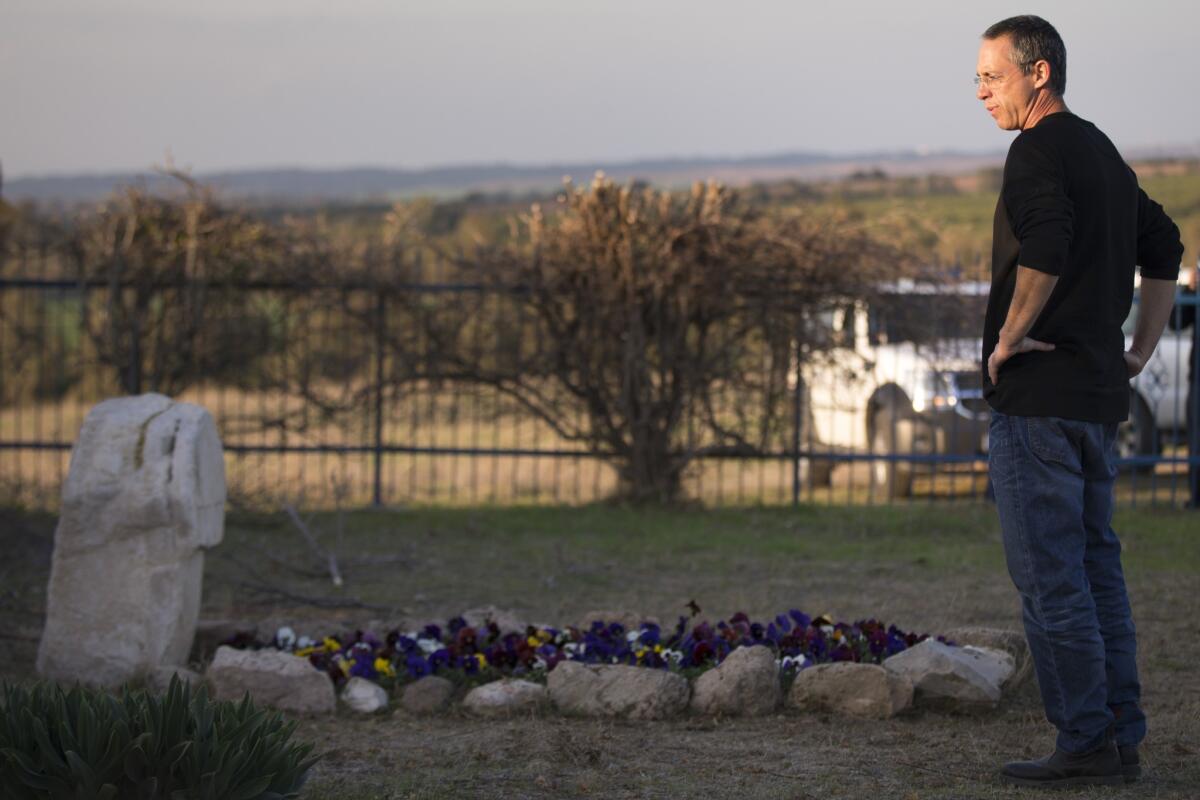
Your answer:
[7,144,1196,206]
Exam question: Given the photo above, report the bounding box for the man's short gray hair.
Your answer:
[983,15,1067,95]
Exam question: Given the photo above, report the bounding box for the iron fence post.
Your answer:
[1190,295,1199,508]
[127,305,141,395]
[791,326,802,507]
[373,290,386,507]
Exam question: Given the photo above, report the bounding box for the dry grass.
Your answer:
[3,387,1196,510]
[2,504,1198,798]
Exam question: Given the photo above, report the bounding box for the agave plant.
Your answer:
[0,675,319,800]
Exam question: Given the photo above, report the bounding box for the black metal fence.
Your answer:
[1,277,1197,510]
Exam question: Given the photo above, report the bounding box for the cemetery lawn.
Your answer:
[2,503,1198,799]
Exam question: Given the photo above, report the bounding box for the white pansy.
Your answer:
[626,630,640,643]
[275,626,296,649]
[780,654,809,670]
[416,637,441,654]
[562,642,580,655]
[532,656,548,671]
[296,635,314,649]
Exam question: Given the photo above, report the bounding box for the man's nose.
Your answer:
[977,83,991,101]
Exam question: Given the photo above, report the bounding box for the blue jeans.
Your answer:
[988,410,1145,754]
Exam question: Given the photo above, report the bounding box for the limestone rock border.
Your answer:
[184,617,1029,722]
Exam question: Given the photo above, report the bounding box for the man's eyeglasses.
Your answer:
[973,72,1009,89]
[975,64,1032,89]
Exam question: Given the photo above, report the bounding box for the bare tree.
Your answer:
[64,174,293,395]
[396,174,907,503]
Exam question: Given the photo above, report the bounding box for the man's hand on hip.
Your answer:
[989,337,1055,385]
[1123,348,1147,378]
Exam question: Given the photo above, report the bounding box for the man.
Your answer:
[977,15,1183,788]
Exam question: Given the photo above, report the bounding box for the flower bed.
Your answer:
[220,609,946,691]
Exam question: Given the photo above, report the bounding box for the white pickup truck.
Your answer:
[802,279,1195,497]
[1123,281,1196,463]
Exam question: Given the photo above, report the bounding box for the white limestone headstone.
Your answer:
[36,393,225,687]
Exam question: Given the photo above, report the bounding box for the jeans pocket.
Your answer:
[1026,416,1079,471]
[988,411,1007,451]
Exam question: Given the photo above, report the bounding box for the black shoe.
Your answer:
[1118,744,1140,783]
[1001,742,1124,788]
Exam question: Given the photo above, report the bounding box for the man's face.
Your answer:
[976,35,1036,130]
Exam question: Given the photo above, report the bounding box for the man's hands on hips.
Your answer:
[989,336,1055,385]
[990,337,1150,382]
[1123,348,1147,378]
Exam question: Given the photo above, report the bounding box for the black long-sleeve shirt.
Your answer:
[983,111,1184,423]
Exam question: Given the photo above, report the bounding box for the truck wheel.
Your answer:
[871,407,915,499]
[1117,390,1159,474]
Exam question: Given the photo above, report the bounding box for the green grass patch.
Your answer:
[222,502,1196,587]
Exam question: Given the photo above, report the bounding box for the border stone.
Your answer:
[341,676,389,713]
[462,678,548,717]
[883,639,1011,711]
[787,662,913,718]
[689,644,781,716]
[548,661,690,719]
[206,645,335,714]
[942,626,1033,691]
[402,675,456,714]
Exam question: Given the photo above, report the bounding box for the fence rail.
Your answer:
[1,277,1196,510]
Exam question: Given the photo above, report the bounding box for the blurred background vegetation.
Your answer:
[1,160,1196,506]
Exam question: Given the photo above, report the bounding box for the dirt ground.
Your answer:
[2,505,1198,799]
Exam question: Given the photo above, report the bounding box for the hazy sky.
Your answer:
[2,0,1197,178]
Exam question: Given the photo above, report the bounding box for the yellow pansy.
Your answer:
[295,646,316,657]
[475,653,487,668]
[324,637,341,652]
[527,636,541,648]
[374,657,396,678]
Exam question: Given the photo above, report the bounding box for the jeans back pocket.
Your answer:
[1025,416,1082,473]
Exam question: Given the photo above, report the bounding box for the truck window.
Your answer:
[867,293,986,345]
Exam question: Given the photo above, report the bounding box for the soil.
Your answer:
[3,507,1197,799]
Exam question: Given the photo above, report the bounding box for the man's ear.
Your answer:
[1031,59,1053,91]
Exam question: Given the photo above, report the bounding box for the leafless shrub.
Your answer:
[61,173,293,395]
[399,173,910,502]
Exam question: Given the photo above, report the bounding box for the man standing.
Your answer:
[977,15,1183,788]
